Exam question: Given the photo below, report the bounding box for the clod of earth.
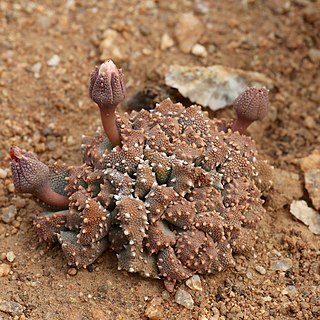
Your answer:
[10,59,272,292]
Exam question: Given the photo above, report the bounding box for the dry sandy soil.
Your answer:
[0,0,319,319]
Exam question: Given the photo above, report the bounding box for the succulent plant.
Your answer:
[10,60,272,291]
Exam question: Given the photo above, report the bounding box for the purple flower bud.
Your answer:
[89,60,125,109]
[231,87,269,134]
[10,146,49,194]
[234,87,269,122]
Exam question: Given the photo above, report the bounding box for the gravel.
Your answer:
[270,258,293,271]
[0,263,11,277]
[1,205,17,223]
[47,54,60,67]
[0,300,24,316]
[186,275,202,291]
[255,265,267,275]
[174,289,194,309]
[6,251,15,262]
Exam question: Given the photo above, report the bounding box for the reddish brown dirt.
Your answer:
[0,1,319,319]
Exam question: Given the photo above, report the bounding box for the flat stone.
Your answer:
[6,251,15,262]
[308,49,320,62]
[11,198,26,209]
[304,170,320,210]
[191,44,207,58]
[290,200,320,235]
[298,151,320,210]
[47,54,60,67]
[144,297,164,319]
[0,300,24,316]
[174,13,205,53]
[186,275,202,291]
[160,33,174,51]
[0,263,11,277]
[210,306,220,320]
[270,258,293,271]
[255,265,266,275]
[262,296,272,302]
[194,1,209,14]
[165,65,273,111]
[271,168,303,209]
[67,268,78,276]
[30,62,42,78]
[0,168,7,179]
[282,285,299,296]
[1,205,17,223]
[7,183,14,193]
[175,289,194,309]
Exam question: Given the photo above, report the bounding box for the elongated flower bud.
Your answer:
[89,59,125,109]
[231,87,269,134]
[10,146,49,194]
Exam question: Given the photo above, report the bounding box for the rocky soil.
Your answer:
[0,0,319,319]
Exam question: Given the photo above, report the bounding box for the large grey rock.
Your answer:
[290,200,320,235]
[165,65,273,111]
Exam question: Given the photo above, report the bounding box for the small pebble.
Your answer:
[67,268,78,276]
[7,183,15,193]
[47,141,57,151]
[6,251,16,262]
[304,115,316,129]
[210,306,220,320]
[0,300,24,317]
[66,0,75,9]
[308,48,320,62]
[66,136,76,146]
[175,289,194,309]
[270,258,293,271]
[160,33,174,51]
[186,275,202,291]
[11,198,26,209]
[282,285,298,296]
[0,168,7,179]
[262,296,272,302]
[30,62,42,78]
[255,265,266,275]
[161,290,170,300]
[0,263,11,277]
[144,297,164,319]
[194,1,209,14]
[47,54,60,67]
[191,44,207,58]
[1,205,17,224]
[142,48,152,56]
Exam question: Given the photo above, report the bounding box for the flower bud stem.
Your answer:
[99,107,121,147]
[231,118,252,134]
[34,183,69,208]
